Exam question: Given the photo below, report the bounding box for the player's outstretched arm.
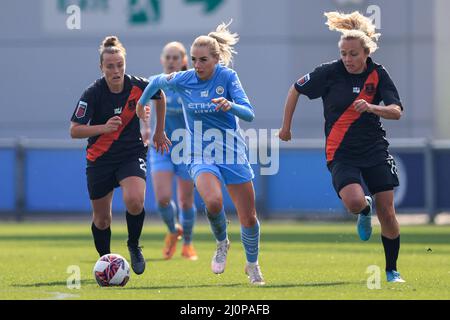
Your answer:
[152,90,171,154]
[137,73,173,121]
[138,73,172,107]
[278,85,300,141]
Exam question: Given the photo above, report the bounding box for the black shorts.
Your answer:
[328,155,399,197]
[86,156,147,200]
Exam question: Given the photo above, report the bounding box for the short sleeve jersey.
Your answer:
[294,57,403,167]
[71,74,161,166]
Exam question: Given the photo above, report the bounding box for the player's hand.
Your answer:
[153,130,172,155]
[103,116,122,133]
[354,99,373,114]
[137,103,151,121]
[212,97,232,112]
[277,127,292,141]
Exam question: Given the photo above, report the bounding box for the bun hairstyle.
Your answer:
[192,20,239,67]
[99,36,126,64]
[324,11,381,54]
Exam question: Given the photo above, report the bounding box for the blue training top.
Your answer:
[140,64,255,164]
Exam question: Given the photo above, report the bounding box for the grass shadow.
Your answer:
[121,281,353,291]
[121,283,243,290]
[145,258,167,262]
[263,281,352,288]
[80,257,166,264]
[13,279,97,288]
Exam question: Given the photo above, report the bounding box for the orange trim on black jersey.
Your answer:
[326,70,379,163]
[87,86,142,162]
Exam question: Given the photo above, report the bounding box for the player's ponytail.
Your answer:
[208,20,239,67]
[324,11,380,54]
[192,20,239,67]
[99,36,127,64]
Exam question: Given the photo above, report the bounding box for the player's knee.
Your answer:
[124,195,144,214]
[93,216,111,230]
[240,213,257,228]
[178,197,194,211]
[377,205,396,224]
[205,197,223,215]
[344,197,366,214]
[157,196,172,208]
[377,201,394,214]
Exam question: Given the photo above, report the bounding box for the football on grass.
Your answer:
[93,254,130,287]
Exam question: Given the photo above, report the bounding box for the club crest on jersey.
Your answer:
[128,99,136,111]
[297,74,310,87]
[365,83,376,96]
[75,101,87,118]
[216,86,224,95]
[167,72,175,81]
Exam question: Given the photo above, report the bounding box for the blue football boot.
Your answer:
[386,270,405,283]
[357,196,373,241]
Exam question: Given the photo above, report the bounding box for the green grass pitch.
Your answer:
[0,221,449,300]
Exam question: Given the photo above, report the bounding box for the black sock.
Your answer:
[361,203,371,216]
[381,235,400,271]
[126,209,146,247]
[91,222,111,257]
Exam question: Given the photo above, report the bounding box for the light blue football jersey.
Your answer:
[141,64,254,165]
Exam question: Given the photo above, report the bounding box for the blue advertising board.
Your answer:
[0,149,15,212]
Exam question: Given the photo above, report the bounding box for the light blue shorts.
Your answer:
[149,147,191,181]
[188,162,254,185]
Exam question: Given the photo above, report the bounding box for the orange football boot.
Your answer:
[181,243,198,261]
[162,224,183,260]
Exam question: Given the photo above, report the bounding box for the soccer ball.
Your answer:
[93,254,130,287]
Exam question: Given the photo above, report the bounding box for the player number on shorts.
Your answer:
[387,156,398,176]
[139,158,147,173]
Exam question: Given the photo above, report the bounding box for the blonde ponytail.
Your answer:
[192,20,239,67]
[324,11,380,54]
